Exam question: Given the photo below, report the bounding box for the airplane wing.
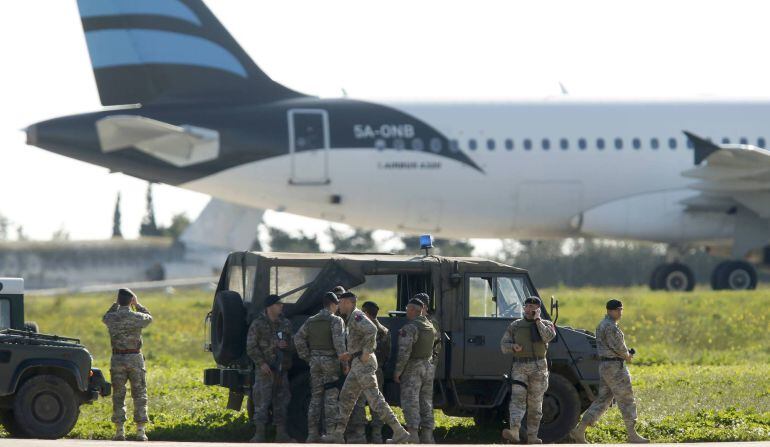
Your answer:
[96,115,219,167]
[682,131,770,218]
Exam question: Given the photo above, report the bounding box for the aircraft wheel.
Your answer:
[655,263,695,291]
[648,264,666,290]
[713,261,757,290]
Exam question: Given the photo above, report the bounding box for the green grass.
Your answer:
[6,287,770,442]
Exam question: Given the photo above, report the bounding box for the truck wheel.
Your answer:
[13,375,80,439]
[211,290,246,365]
[0,410,28,438]
[538,373,580,443]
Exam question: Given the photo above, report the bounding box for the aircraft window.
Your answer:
[560,138,569,150]
[393,138,405,149]
[487,139,496,150]
[632,138,641,150]
[430,138,442,153]
[596,138,605,150]
[686,138,693,149]
[505,139,514,150]
[759,138,766,148]
[542,139,550,150]
[651,138,659,150]
[450,139,460,152]
[614,138,623,150]
[740,137,748,145]
[721,137,730,144]
[578,138,587,150]
[411,138,424,151]
[469,139,477,150]
[374,139,386,150]
[524,139,532,150]
[669,138,677,149]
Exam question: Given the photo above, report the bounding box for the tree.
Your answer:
[328,227,376,253]
[0,214,9,241]
[160,212,191,240]
[140,183,161,237]
[16,225,28,241]
[112,192,123,239]
[434,238,474,257]
[51,225,70,241]
[267,226,319,252]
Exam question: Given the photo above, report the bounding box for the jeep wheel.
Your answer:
[538,373,581,443]
[0,410,28,438]
[211,290,247,365]
[13,375,79,439]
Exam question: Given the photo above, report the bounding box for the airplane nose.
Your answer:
[25,124,38,146]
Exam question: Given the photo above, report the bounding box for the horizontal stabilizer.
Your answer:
[96,115,219,167]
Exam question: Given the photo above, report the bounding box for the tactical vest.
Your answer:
[307,313,334,351]
[512,319,547,359]
[409,316,437,360]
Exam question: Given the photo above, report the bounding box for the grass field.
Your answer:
[4,287,769,442]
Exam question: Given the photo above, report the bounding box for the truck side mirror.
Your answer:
[550,296,559,325]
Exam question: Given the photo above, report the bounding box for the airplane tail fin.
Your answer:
[76,0,305,106]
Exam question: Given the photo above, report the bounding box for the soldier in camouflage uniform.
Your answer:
[571,300,649,444]
[294,292,347,442]
[350,301,391,444]
[500,296,556,444]
[102,288,153,442]
[321,292,411,444]
[395,297,438,444]
[246,294,294,443]
[415,293,442,377]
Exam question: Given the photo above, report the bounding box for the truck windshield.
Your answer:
[468,275,531,318]
[496,276,529,318]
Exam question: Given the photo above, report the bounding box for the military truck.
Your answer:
[0,278,111,439]
[203,251,600,442]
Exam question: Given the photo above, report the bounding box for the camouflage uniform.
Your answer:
[294,308,346,439]
[428,313,442,375]
[395,315,437,432]
[350,318,391,442]
[581,315,637,424]
[102,302,153,424]
[325,308,408,443]
[500,317,556,440]
[246,312,294,427]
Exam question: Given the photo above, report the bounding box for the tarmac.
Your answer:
[0,442,768,446]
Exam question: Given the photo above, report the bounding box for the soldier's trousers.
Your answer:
[582,361,638,424]
[349,367,386,438]
[508,359,549,436]
[253,369,290,426]
[308,355,342,434]
[400,359,435,429]
[337,357,399,432]
[110,353,148,424]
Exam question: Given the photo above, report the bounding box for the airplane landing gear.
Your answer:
[710,260,757,290]
[649,263,695,291]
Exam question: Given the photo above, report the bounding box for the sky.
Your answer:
[2,0,770,254]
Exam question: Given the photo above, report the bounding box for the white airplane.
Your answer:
[26,0,770,291]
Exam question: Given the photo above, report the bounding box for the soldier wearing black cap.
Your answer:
[102,288,153,441]
[294,292,347,442]
[571,299,649,444]
[500,296,556,444]
[246,294,295,442]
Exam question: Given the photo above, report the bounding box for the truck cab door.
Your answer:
[462,275,532,377]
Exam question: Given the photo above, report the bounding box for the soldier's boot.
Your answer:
[250,424,266,443]
[419,427,435,444]
[306,425,322,443]
[275,424,292,442]
[370,424,384,444]
[625,421,649,444]
[113,423,125,441]
[570,420,590,444]
[405,427,420,444]
[526,434,543,444]
[136,423,148,442]
[501,426,520,443]
[384,424,411,444]
[321,425,346,444]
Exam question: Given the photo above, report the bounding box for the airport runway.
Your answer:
[0,441,768,447]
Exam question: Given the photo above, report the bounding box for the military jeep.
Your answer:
[203,252,600,442]
[0,278,111,439]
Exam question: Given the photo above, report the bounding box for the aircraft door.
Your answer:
[288,109,330,184]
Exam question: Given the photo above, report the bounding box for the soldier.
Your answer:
[414,293,442,377]
[321,291,411,444]
[394,297,438,444]
[246,294,294,443]
[350,301,391,444]
[102,288,153,442]
[571,300,649,444]
[294,292,347,442]
[500,296,556,444]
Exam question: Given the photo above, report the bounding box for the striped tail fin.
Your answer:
[76,0,304,106]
